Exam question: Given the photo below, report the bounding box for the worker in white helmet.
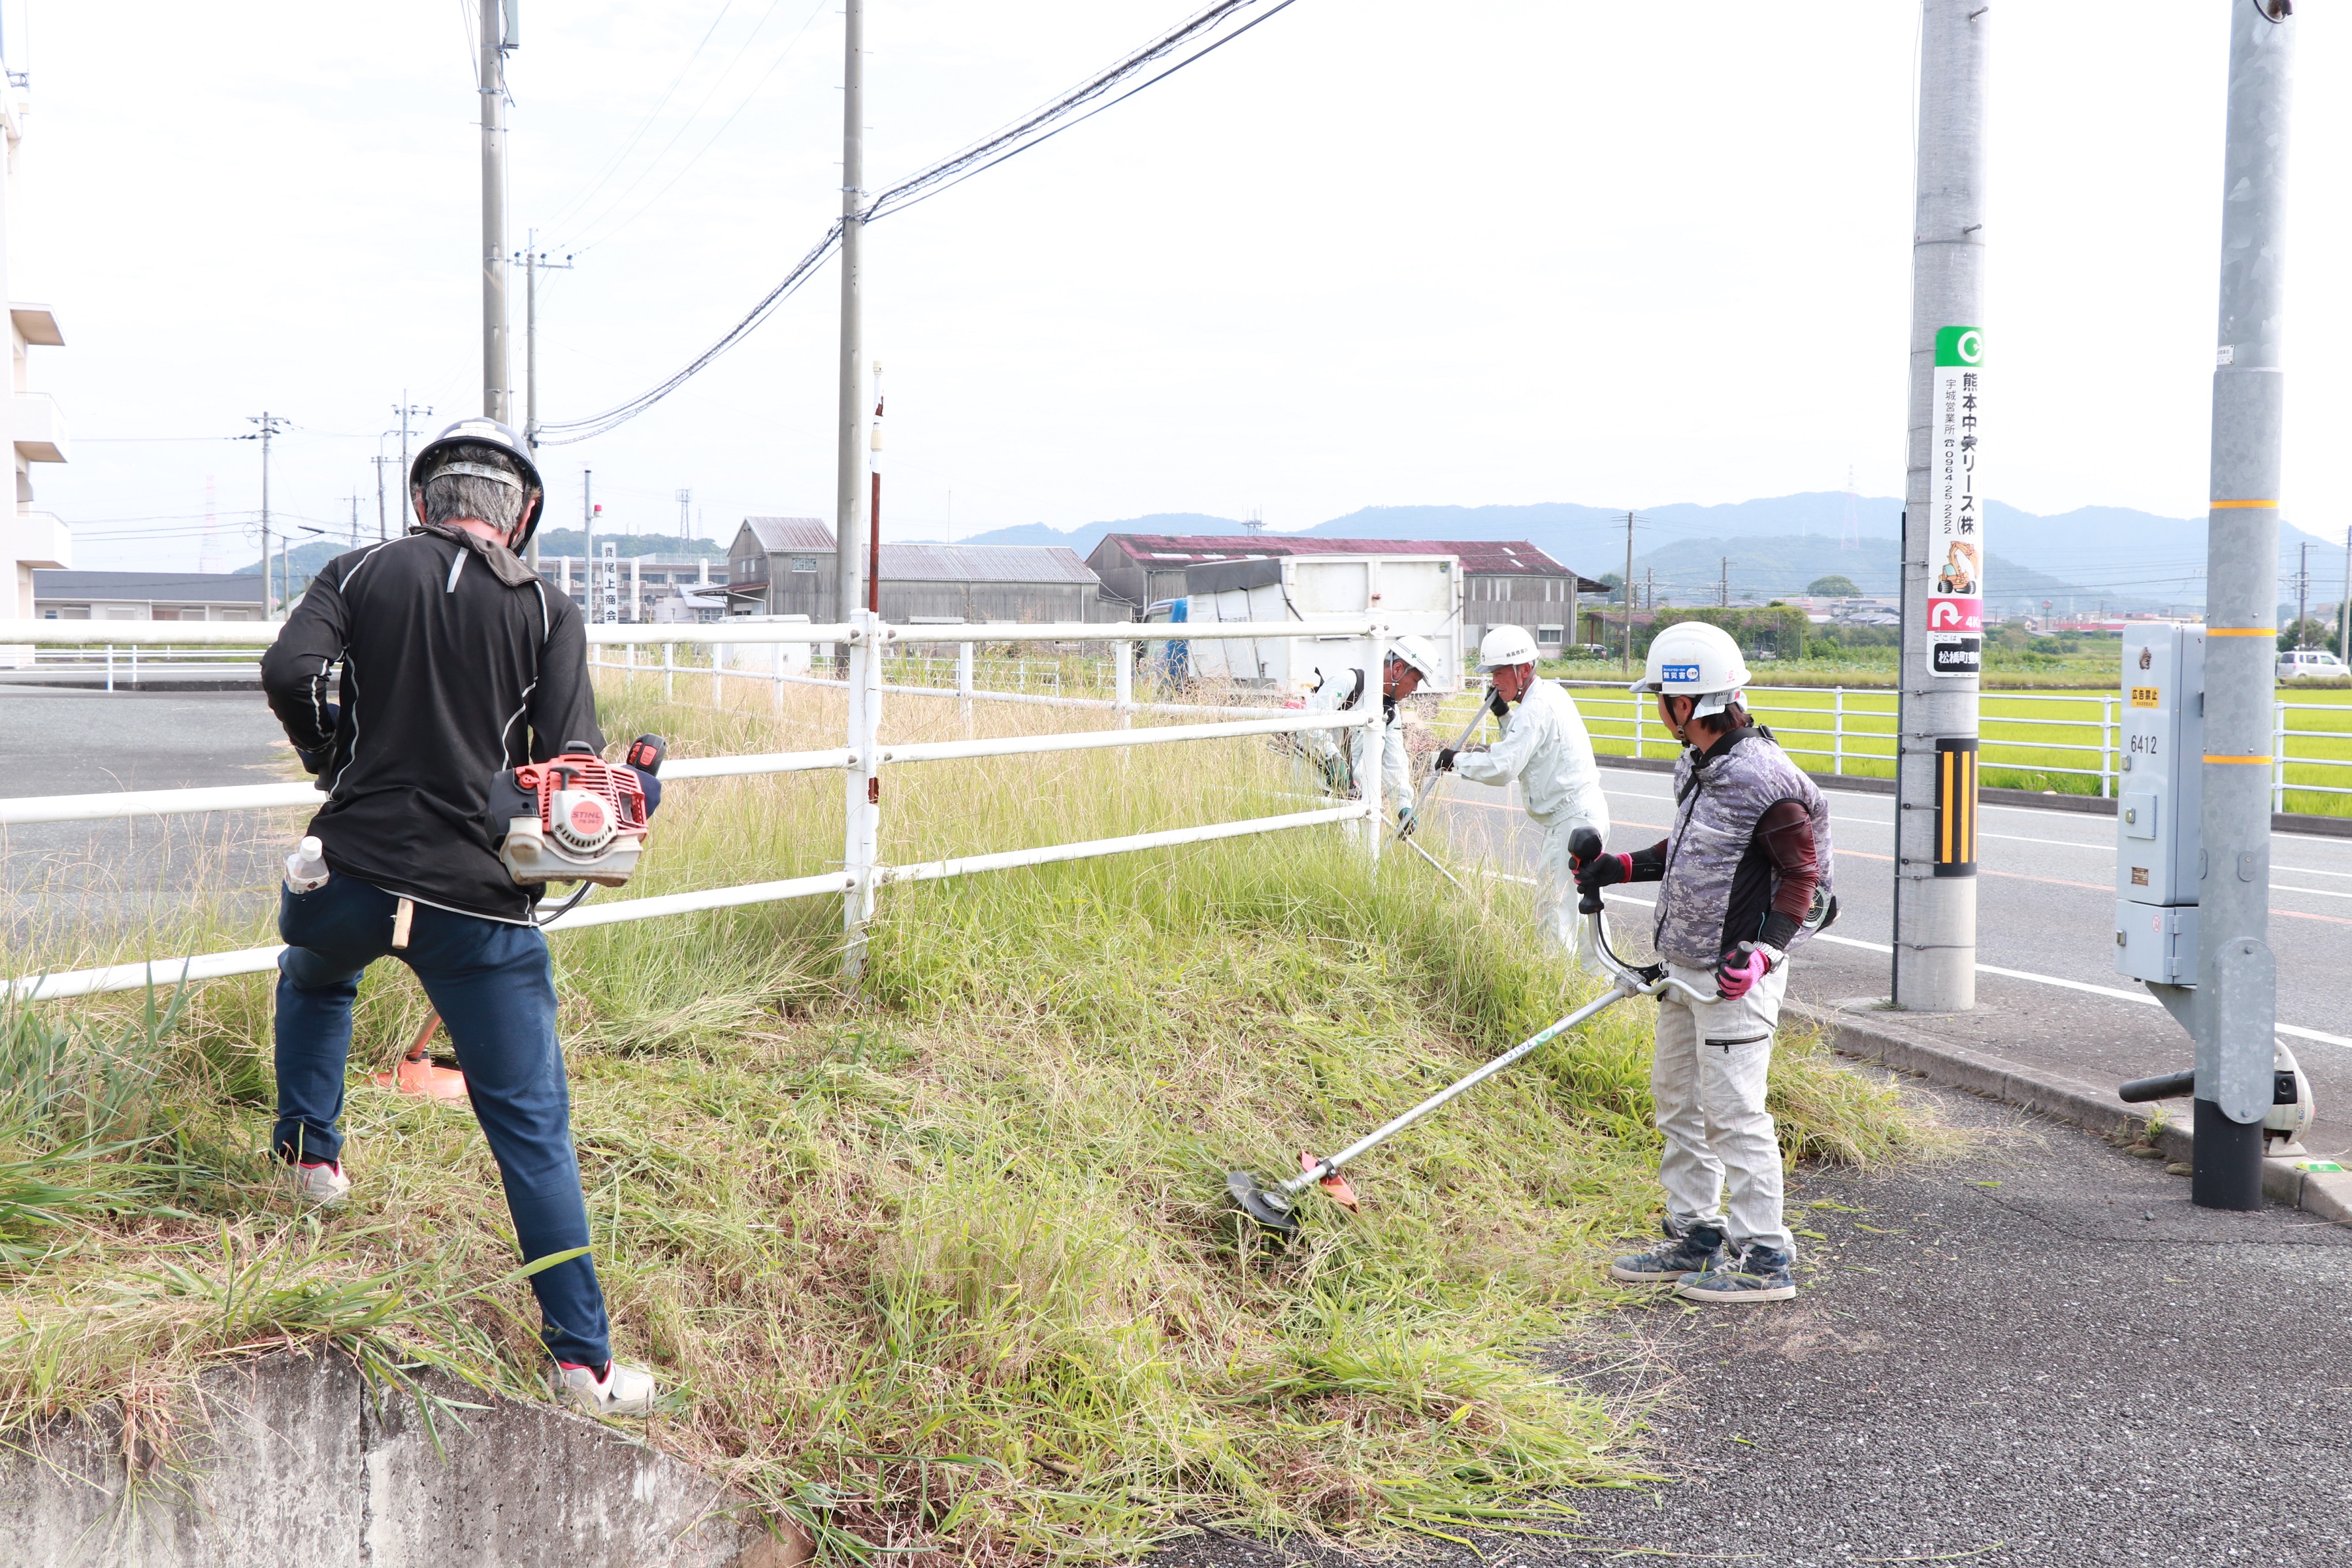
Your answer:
[1432,624,1610,962]
[1305,636,1442,836]
[1580,619,1837,1306]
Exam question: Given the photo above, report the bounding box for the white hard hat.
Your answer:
[1476,625,1539,670]
[1631,620,1752,718]
[1387,635,1442,681]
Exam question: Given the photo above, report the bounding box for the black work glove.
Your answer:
[1435,747,1458,773]
[294,702,341,775]
[1487,687,1510,719]
[1576,853,1635,897]
[625,734,665,819]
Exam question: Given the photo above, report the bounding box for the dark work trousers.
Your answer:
[272,874,611,1368]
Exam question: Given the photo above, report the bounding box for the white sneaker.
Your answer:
[553,1359,659,1418]
[288,1158,350,1206]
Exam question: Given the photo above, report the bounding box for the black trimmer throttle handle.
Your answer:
[626,734,666,776]
[1569,826,1607,913]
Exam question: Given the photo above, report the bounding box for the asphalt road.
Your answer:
[1429,759,2352,1155]
[0,687,295,944]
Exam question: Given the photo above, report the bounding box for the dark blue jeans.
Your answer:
[273,875,611,1368]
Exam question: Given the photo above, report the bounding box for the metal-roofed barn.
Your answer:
[726,518,1112,623]
[1085,533,1607,652]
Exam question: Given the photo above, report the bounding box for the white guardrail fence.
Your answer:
[0,613,1392,1002]
[1550,678,2352,811]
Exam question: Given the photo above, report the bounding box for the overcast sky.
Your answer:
[14,1,2351,572]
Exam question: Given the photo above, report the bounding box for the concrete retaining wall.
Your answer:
[0,1350,803,1568]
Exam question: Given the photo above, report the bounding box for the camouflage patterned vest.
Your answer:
[1652,727,1836,970]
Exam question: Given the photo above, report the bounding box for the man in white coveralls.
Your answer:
[1306,636,1444,837]
[1432,624,1610,964]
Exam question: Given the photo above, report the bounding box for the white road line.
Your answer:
[1539,885,2352,1050]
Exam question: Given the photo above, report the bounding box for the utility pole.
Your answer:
[348,493,361,548]
[2295,540,2310,647]
[1892,0,1989,1013]
[480,0,515,423]
[1620,510,1636,675]
[582,468,595,617]
[243,412,290,618]
[514,231,572,572]
[1719,556,1729,608]
[834,0,867,664]
[2340,523,2349,659]
[2191,0,2294,1211]
[371,454,393,542]
[394,397,431,532]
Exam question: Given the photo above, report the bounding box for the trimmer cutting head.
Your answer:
[1225,1169,1299,1236]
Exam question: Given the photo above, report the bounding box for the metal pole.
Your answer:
[260,414,272,617]
[834,0,866,671]
[841,610,883,979]
[1620,511,1635,676]
[868,361,884,613]
[1892,0,1988,1013]
[480,0,511,424]
[2296,540,2309,647]
[582,469,594,621]
[2193,0,2294,1212]
[1115,640,1134,729]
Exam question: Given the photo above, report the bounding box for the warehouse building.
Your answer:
[1085,533,1605,653]
[33,569,267,621]
[725,518,1112,623]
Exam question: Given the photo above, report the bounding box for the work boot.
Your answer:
[553,1359,661,1418]
[1609,1217,1723,1283]
[1675,1241,1797,1304]
[286,1158,351,1207]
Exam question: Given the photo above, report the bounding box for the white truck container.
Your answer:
[1175,553,1465,694]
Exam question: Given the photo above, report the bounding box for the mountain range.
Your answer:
[942,495,2346,615]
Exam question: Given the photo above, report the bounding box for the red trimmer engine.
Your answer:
[491,750,649,887]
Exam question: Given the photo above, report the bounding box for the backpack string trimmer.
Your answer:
[374,736,664,1103]
[1226,826,1714,1236]
[1384,689,1499,894]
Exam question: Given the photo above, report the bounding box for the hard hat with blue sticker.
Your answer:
[1660,662,1703,686]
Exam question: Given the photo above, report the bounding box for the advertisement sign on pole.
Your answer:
[1930,325,1984,676]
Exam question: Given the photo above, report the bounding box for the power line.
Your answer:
[536,0,1305,446]
[536,2,744,237]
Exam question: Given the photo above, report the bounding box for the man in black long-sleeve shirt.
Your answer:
[260,417,655,1417]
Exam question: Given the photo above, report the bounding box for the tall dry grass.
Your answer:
[0,670,1940,1562]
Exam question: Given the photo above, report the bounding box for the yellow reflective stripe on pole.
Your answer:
[2209,499,2279,509]
[2204,627,2276,636]
[2204,754,2274,764]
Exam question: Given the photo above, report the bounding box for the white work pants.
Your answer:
[1649,958,1793,1255]
[1533,817,1607,972]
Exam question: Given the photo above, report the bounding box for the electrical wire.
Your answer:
[535,0,1306,446]
[536,1,743,238]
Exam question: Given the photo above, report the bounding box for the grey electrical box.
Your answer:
[2114,625,2203,985]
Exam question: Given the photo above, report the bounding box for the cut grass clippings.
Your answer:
[0,672,1942,1563]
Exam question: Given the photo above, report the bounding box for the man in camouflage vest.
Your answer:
[1578,621,1837,1304]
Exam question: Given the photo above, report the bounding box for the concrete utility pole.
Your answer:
[394,397,430,532]
[868,360,884,613]
[1892,0,1989,1013]
[1719,556,1729,608]
[245,412,289,617]
[2340,523,2349,659]
[582,468,595,615]
[834,0,868,660]
[1620,511,1636,675]
[2294,540,2309,647]
[2192,0,2295,1212]
[480,0,514,424]
[371,453,391,542]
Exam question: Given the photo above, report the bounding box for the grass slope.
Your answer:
[0,678,1940,1562]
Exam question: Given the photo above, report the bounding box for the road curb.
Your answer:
[1788,998,2352,1224]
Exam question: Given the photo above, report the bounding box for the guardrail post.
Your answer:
[129,644,139,688]
[1633,689,1645,760]
[1114,640,1134,729]
[1833,687,1846,774]
[2099,693,2114,798]
[105,645,114,694]
[841,610,885,980]
[662,642,676,702]
[2274,698,2287,813]
[956,640,973,722]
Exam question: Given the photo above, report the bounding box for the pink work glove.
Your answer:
[1714,941,1783,1001]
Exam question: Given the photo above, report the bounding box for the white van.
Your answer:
[2276,647,2347,681]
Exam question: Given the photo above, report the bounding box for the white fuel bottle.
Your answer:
[284,835,331,894]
